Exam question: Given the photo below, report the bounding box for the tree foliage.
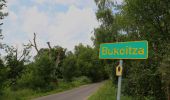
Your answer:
[94,0,170,100]
[62,44,107,82]
[0,0,7,94]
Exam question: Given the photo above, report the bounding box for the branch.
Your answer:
[15,48,18,60]
[33,33,39,53]
[56,51,61,68]
[47,42,52,51]
[18,50,25,61]
[46,41,52,58]
[29,33,39,54]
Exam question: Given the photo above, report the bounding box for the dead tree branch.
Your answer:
[47,42,52,51]
[29,33,39,54]
[56,51,61,68]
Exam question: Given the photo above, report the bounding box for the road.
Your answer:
[34,82,103,100]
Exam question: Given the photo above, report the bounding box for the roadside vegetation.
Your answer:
[0,0,169,100]
[0,39,108,100]
[0,1,108,98]
[0,76,91,100]
[92,0,170,99]
[88,80,132,100]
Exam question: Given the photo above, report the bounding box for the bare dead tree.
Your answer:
[4,44,30,62]
[46,42,62,84]
[29,33,39,54]
[47,42,52,51]
[56,51,61,68]
[46,41,61,67]
[47,42,52,58]
[18,47,30,61]
[15,47,18,60]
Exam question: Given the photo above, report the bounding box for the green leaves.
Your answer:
[94,0,170,99]
[62,44,107,82]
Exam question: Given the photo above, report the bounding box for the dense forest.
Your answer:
[0,0,170,100]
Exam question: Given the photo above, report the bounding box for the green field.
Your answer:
[88,80,132,100]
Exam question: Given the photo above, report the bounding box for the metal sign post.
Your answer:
[116,60,123,100]
[99,41,148,100]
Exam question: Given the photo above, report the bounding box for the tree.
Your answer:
[0,0,8,94]
[30,33,66,80]
[159,44,170,100]
[29,33,39,54]
[62,44,107,82]
[0,0,8,52]
[17,52,57,90]
[120,0,170,99]
[62,52,78,81]
[31,53,56,89]
[0,58,7,94]
[94,0,170,99]
[4,44,31,86]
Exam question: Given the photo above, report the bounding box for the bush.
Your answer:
[32,54,56,90]
[71,76,91,86]
[0,88,35,100]
[0,67,7,94]
[16,54,57,91]
[62,54,80,82]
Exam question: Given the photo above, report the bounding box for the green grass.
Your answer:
[0,77,91,100]
[88,80,132,100]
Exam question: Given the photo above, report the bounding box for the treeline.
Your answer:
[0,35,108,94]
[93,0,170,100]
[0,0,108,97]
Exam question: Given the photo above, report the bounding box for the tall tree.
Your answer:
[121,0,170,99]
[0,0,7,38]
[4,44,31,86]
[159,44,170,100]
[0,0,8,94]
[94,0,170,99]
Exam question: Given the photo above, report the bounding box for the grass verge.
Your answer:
[88,80,132,100]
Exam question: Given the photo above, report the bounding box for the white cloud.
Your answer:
[3,0,99,54]
[9,11,17,21]
[20,5,98,50]
[21,6,49,37]
[48,5,99,50]
[7,0,16,5]
[34,0,96,9]
[54,0,80,5]
[53,0,95,8]
[3,0,125,58]
[35,0,46,4]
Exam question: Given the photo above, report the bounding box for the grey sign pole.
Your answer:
[117,60,123,100]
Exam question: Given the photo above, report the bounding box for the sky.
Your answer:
[2,0,123,55]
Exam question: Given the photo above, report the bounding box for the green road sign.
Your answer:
[99,41,148,59]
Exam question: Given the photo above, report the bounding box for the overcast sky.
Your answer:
[2,0,123,55]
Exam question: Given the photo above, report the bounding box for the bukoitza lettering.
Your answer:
[102,46,144,56]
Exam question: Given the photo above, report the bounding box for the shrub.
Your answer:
[71,76,91,86]
[17,54,57,90]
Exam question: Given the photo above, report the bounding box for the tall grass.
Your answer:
[0,76,91,100]
[0,88,36,100]
[88,80,132,100]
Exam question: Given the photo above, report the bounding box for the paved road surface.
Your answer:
[34,82,103,100]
